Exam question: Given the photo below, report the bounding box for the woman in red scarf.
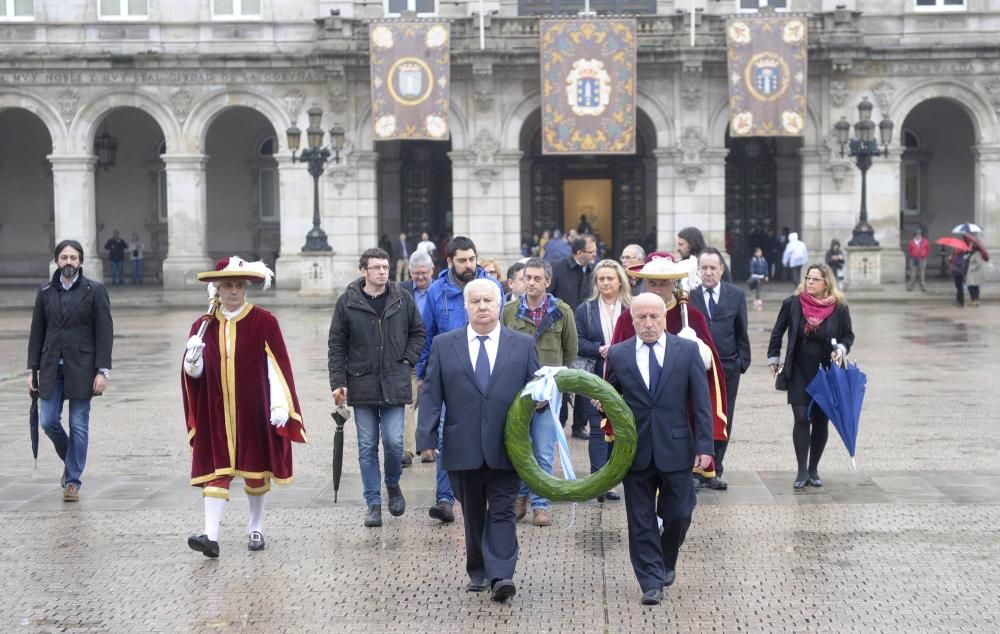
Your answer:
[767,263,854,490]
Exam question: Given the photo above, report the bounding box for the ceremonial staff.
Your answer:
[186,292,221,365]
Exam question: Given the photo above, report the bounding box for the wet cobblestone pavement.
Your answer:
[1,293,998,632]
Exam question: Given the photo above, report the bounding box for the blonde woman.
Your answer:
[767,263,854,490]
[574,259,633,494]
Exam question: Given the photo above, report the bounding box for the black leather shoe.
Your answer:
[571,428,589,440]
[604,491,621,501]
[466,577,490,592]
[187,534,220,558]
[429,501,455,523]
[807,473,824,487]
[401,452,413,468]
[793,476,808,490]
[387,485,406,517]
[662,569,676,587]
[364,504,383,527]
[247,531,266,551]
[693,476,705,491]
[490,579,517,602]
[641,588,663,605]
[706,477,728,491]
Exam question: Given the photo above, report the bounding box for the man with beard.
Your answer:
[28,239,113,502]
[417,236,504,524]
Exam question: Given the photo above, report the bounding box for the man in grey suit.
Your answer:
[27,239,114,502]
[605,293,713,605]
[689,247,751,490]
[417,278,540,603]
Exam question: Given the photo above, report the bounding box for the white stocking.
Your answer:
[204,497,227,541]
[247,494,266,534]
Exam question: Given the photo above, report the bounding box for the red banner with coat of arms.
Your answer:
[370,20,450,141]
[726,16,808,137]
[540,19,637,155]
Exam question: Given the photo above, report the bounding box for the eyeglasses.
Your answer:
[804,276,825,282]
[366,265,390,271]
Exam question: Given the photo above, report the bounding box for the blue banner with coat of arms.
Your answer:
[726,16,808,137]
[540,19,637,155]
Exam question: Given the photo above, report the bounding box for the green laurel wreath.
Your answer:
[504,368,637,502]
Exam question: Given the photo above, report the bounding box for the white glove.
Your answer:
[270,407,289,428]
[677,327,713,370]
[184,335,206,363]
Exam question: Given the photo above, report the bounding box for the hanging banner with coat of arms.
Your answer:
[540,19,637,155]
[726,16,808,137]
[369,20,450,141]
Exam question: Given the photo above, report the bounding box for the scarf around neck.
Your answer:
[799,292,837,335]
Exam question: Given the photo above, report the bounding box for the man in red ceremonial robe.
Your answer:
[182,256,306,558]
[607,253,728,480]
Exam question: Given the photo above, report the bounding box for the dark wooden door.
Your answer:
[400,143,452,241]
[725,137,776,279]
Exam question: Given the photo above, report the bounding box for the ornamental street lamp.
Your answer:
[286,106,346,252]
[835,97,894,247]
[94,122,119,170]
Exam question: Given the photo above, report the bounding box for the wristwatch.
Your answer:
[98,369,110,378]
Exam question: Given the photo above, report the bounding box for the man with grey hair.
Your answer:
[620,244,647,296]
[399,248,435,466]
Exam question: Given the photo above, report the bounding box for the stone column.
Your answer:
[653,148,679,252]
[161,154,212,290]
[973,144,1000,280]
[799,146,855,254]
[497,149,524,263]
[274,155,312,290]
[324,151,378,290]
[866,155,904,283]
[450,149,519,263]
[48,155,103,282]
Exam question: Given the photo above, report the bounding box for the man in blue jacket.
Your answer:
[417,236,504,523]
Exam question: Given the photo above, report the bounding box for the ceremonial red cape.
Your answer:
[607,302,729,474]
[181,304,306,487]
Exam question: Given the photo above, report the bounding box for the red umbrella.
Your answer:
[936,237,970,252]
[963,233,990,262]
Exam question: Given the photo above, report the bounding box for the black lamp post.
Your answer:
[286,106,346,252]
[835,97,894,247]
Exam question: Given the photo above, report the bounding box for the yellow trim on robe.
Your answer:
[203,486,231,500]
[216,303,253,470]
[191,468,295,487]
[709,361,729,436]
[244,482,271,496]
[264,341,308,443]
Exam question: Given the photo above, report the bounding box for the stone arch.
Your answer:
[0,89,68,152]
[635,90,674,149]
[707,95,822,147]
[501,92,540,152]
[70,91,180,154]
[184,89,289,154]
[891,78,998,145]
[355,99,468,151]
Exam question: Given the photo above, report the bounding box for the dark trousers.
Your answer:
[571,394,587,431]
[953,273,965,305]
[623,464,697,592]
[713,364,741,477]
[582,398,611,474]
[450,465,520,582]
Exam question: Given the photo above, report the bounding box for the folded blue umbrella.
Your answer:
[806,361,867,469]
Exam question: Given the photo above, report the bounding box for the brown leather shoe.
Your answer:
[63,484,79,502]
[532,508,551,527]
[514,495,528,521]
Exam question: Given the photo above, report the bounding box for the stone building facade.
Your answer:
[1,0,998,289]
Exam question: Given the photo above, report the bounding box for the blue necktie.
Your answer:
[707,288,717,320]
[475,335,491,391]
[646,341,661,393]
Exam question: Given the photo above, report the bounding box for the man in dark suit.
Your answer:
[27,239,114,502]
[605,293,713,605]
[548,234,597,438]
[689,247,751,490]
[417,278,540,603]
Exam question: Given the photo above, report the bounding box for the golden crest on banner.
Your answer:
[370,20,450,141]
[726,16,807,137]
[540,19,637,155]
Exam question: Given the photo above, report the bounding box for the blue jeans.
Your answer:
[518,409,558,510]
[110,260,124,285]
[353,405,404,506]
[39,366,92,488]
[130,259,143,285]
[435,406,454,505]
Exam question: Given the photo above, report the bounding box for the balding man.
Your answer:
[619,244,646,295]
[605,293,713,606]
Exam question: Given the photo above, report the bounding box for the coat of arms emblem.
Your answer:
[745,53,790,102]
[565,59,612,117]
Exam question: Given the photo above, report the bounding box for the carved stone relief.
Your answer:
[677,127,707,192]
[986,77,1000,114]
[830,80,849,108]
[681,64,701,111]
[56,89,79,124]
[327,64,348,114]
[871,81,895,115]
[169,89,193,123]
[471,129,501,194]
[473,62,494,113]
[282,88,305,122]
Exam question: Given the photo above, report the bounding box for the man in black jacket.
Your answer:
[27,239,114,502]
[328,247,426,527]
[689,247,751,490]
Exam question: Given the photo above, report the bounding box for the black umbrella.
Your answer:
[29,370,39,467]
[331,406,351,502]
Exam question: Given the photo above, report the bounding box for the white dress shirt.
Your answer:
[467,323,501,373]
[634,333,666,390]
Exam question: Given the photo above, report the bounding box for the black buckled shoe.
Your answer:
[387,485,406,517]
[248,531,266,551]
[187,534,220,558]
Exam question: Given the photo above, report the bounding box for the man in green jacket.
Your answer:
[501,257,577,526]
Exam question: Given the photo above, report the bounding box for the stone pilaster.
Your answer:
[972,144,1000,280]
[324,150,378,290]
[161,154,212,289]
[866,155,905,283]
[653,148,679,251]
[274,155,313,290]
[48,155,103,282]
[450,146,520,263]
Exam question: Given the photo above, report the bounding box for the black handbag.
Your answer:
[774,365,788,391]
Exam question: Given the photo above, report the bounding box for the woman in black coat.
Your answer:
[575,260,632,499]
[767,263,854,490]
